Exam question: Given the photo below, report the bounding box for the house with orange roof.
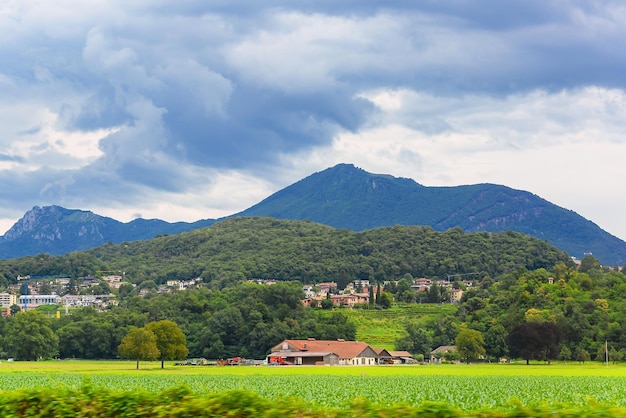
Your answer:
[269,338,379,366]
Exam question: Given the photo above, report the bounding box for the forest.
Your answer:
[0,217,574,289]
[0,217,622,363]
[0,281,356,360]
[1,255,625,363]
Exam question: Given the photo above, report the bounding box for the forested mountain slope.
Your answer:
[237,164,626,265]
[0,217,572,288]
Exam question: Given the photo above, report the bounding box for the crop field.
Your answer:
[1,361,626,412]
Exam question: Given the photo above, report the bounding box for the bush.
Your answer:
[1,385,626,417]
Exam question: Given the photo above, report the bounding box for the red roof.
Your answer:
[273,339,373,359]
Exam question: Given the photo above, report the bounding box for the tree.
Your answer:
[396,322,432,357]
[483,324,508,361]
[576,348,590,364]
[427,283,441,303]
[455,327,485,364]
[558,346,572,363]
[507,322,563,364]
[320,297,334,309]
[378,291,392,309]
[579,254,601,273]
[320,292,333,309]
[118,327,160,369]
[4,310,58,361]
[145,320,189,368]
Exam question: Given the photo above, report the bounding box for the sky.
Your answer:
[1,1,626,241]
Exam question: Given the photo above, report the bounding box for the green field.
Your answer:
[330,303,458,348]
[2,360,626,412]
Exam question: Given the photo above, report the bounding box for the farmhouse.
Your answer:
[373,347,393,364]
[270,339,378,366]
[388,350,418,364]
[430,345,458,363]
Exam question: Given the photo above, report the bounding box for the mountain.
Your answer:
[1,163,625,265]
[236,164,626,265]
[0,205,215,259]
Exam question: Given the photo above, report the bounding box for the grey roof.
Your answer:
[431,345,457,354]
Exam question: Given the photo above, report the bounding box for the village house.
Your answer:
[302,292,369,308]
[330,293,369,307]
[450,288,464,303]
[303,285,316,298]
[269,339,379,366]
[344,279,370,293]
[18,294,61,310]
[166,277,202,290]
[0,292,17,308]
[412,278,432,291]
[430,345,458,363]
[102,275,127,289]
[316,282,337,295]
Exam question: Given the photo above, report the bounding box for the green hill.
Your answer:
[0,217,573,288]
[334,304,458,349]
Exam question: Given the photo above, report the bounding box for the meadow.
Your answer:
[2,360,626,413]
[328,303,458,348]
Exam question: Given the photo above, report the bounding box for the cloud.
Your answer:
[1,1,626,242]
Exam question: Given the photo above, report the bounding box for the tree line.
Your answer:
[395,255,626,364]
[0,281,355,361]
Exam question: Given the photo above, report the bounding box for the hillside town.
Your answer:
[0,272,473,316]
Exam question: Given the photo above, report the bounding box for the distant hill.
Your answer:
[0,205,215,259]
[1,163,625,265]
[236,164,626,265]
[0,217,573,286]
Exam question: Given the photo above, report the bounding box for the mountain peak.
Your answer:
[236,164,626,264]
[2,205,103,242]
[1,165,625,265]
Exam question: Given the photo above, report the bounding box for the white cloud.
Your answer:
[295,86,626,239]
[2,0,626,248]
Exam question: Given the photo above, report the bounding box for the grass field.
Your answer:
[328,303,458,348]
[1,360,626,411]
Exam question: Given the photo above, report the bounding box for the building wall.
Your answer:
[0,293,17,307]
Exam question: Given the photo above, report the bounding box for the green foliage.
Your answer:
[455,327,485,363]
[4,310,58,360]
[395,322,432,356]
[145,320,188,368]
[118,327,160,369]
[338,304,458,349]
[2,378,626,417]
[0,217,573,288]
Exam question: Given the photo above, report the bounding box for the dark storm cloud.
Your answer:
[1,0,626,227]
[161,85,375,169]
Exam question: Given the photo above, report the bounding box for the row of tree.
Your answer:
[0,281,355,361]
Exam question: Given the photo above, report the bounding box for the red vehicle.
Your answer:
[220,357,245,366]
[268,355,292,365]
